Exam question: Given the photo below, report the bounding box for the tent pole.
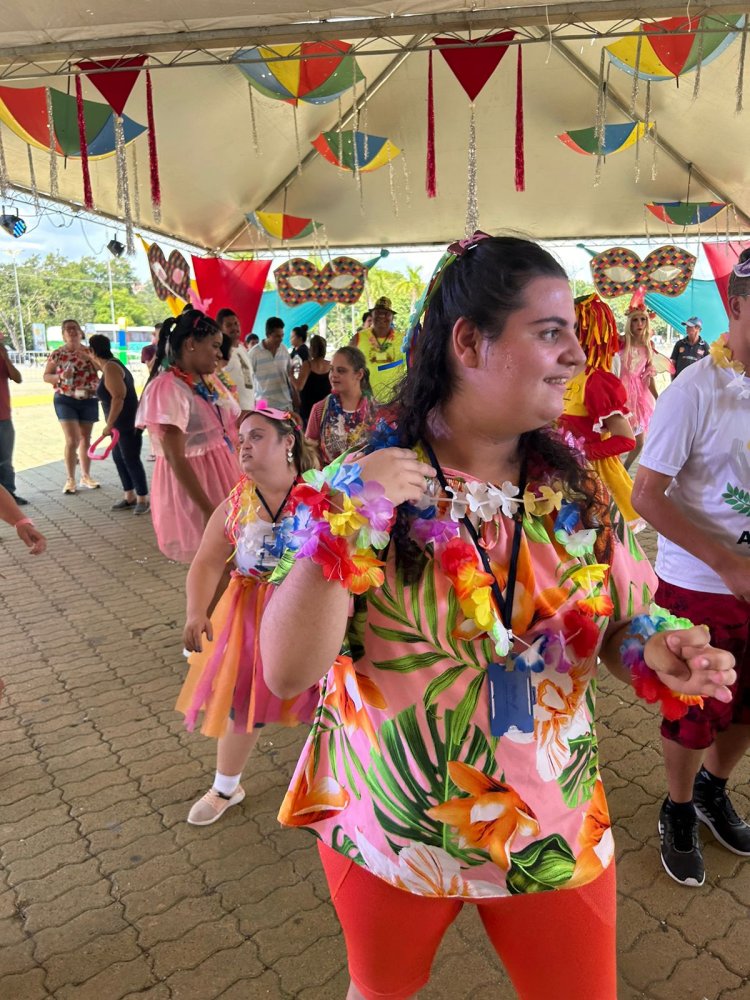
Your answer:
[216,35,425,255]
[536,28,750,225]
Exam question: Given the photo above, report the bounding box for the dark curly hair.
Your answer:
[384,236,604,579]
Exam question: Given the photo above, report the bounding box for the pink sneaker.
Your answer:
[187,785,245,826]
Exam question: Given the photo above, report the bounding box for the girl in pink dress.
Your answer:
[136,310,240,563]
[619,308,658,470]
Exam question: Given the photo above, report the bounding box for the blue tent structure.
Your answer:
[645,278,726,343]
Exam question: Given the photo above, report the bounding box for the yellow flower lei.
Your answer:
[710,334,746,375]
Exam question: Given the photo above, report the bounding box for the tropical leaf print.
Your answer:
[556,682,598,808]
[722,483,750,517]
[368,558,485,673]
[506,833,576,894]
[364,700,497,865]
[331,825,364,864]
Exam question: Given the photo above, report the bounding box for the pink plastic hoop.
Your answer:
[88,428,120,460]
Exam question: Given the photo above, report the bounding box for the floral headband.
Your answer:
[732,257,750,278]
[403,230,491,364]
[251,400,302,430]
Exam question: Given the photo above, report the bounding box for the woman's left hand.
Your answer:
[644,626,736,703]
[16,522,47,555]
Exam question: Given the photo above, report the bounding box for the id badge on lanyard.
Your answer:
[488,661,535,737]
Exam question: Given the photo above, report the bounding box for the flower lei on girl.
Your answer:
[169,365,220,404]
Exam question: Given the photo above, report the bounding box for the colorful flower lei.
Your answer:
[169,365,220,405]
[620,605,705,721]
[287,457,396,594]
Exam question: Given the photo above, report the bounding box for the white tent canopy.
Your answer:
[0,1,747,251]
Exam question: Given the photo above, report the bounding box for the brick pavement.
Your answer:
[0,397,749,1000]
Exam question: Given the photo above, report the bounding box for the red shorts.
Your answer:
[656,578,750,750]
[318,842,617,1000]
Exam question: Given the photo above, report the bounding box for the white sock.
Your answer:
[213,771,242,797]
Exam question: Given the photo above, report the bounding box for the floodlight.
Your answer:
[0,213,26,238]
[107,238,125,257]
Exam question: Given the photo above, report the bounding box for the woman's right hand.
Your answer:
[356,448,435,505]
[183,616,213,653]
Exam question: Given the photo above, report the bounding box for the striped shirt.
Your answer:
[248,342,292,409]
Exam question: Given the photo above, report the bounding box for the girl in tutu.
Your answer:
[136,310,241,563]
[619,307,661,470]
[177,403,320,825]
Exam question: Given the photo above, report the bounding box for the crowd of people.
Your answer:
[2,238,749,999]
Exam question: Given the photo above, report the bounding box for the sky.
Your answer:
[0,194,720,289]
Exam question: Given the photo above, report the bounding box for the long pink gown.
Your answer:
[136,371,240,562]
[619,345,656,435]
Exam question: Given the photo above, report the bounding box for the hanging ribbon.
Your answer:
[514,46,525,192]
[75,74,94,209]
[426,50,437,198]
[145,68,161,223]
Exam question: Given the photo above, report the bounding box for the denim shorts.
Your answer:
[53,393,99,424]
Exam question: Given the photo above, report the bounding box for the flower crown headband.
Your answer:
[625,305,656,320]
[403,230,491,364]
[251,399,302,430]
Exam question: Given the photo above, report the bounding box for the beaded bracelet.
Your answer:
[620,604,705,721]
[286,458,395,594]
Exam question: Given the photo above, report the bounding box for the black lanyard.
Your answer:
[423,441,526,637]
[255,480,296,524]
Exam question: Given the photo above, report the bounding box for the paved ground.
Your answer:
[1,385,749,1000]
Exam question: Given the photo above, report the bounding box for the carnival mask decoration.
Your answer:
[275,256,366,305]
[591,245,696,298]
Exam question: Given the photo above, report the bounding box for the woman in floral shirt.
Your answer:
[43,319,100,494]
[262,236,735,1000]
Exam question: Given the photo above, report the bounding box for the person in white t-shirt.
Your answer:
[217,308,255,415]
[633,251,750,888]
[249,318,293,411]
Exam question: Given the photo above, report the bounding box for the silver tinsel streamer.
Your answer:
[737,27,748,113]
[400,146,411,206]
[337,96,344,180]
[247,82,261,155]
[629,32,643,116]
[46,87,59,198]
[114,114,135,254]
[361,77,369,162]
[593,54,609,187]
[465,105,478,236]
[651,122,659,181]
[643,205,651,242]
[131,144,140,222]
[388,153,399,217]
[692,28,704,102]
[292,104,303,176]
[634,124,641,184]
[27,145,40,208]
[351,80,363,209]
[0,124,7,199]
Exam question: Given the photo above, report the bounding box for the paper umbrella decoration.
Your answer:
[235,42,363,105]
[312,130,400,172]
[246,211,320,241]
[557,122,650,156]
[606,14,745,82]
[0,84,145,157]
[645,201,729,226]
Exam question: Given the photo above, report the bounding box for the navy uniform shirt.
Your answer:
[670,335,709,378]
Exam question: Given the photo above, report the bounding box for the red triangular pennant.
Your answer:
[434,32,516,102]
[76,55,147,116]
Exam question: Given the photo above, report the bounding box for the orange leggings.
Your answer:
[319,843,617,1000]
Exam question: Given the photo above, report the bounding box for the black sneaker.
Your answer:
[658,798,705,887]
[694,768,750,856]
[11,495,28,506]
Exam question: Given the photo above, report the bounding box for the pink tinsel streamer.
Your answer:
[514,46,525,192]
[75,74,93,209]
[426,50,437,199]
[146,69,162,221]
